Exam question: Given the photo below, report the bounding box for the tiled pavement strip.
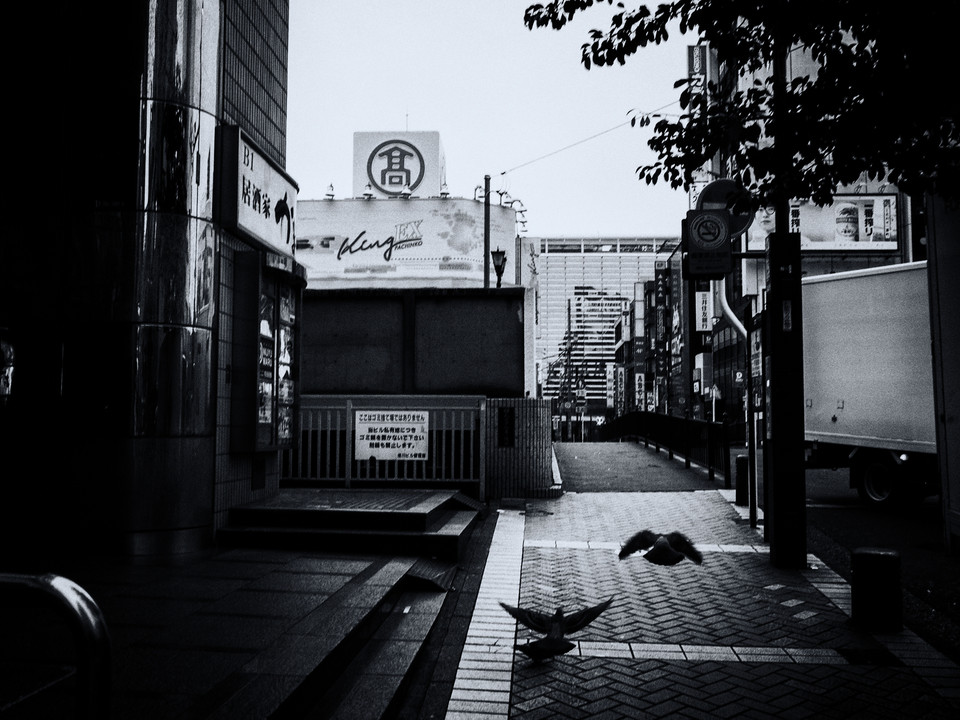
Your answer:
[445,489,960,719]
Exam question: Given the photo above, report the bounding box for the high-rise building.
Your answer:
[533,237,679,429]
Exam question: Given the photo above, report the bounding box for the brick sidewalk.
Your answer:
[445,443,960,719]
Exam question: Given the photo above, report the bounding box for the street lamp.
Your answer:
[491,247,507,288]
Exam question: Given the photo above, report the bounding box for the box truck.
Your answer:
[802,262,939,505]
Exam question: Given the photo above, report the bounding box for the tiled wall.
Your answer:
[214,234,280,531]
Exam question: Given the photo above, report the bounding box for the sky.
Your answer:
[286,1,694,238]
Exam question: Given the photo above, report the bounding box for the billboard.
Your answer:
[746,194,898,252]
[296,198,518,287]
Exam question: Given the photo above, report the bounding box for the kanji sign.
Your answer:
[355,410,429,461]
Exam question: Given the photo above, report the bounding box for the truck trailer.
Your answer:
[802,261,939,505]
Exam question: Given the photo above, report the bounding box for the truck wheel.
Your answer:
[854,456,906,507]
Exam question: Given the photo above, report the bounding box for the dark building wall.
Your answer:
[1,0,295,562]
[302,289,526,398]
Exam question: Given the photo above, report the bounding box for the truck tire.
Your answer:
[853,454,914,507]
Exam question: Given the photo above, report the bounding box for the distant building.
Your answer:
[532,237,679,436]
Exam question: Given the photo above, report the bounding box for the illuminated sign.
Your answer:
[215,125,298,256]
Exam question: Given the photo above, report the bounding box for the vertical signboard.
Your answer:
[215,125,299,256]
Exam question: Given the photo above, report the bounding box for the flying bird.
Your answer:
[618,529,703,566]
[500,597,614,663]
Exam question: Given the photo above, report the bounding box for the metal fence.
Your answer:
[282,395,486,498]
[600,411,731,484]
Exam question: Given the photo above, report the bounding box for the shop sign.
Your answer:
[216,125,298,256]
[695,290,714,332]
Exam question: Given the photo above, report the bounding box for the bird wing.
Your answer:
[618,529,660,559]
[558,596,614,635]
[499,602,555,634]
[665,531,704,564]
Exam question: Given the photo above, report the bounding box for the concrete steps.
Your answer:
[219,489,483,561]
[199,555,455,719]
[286,588,448,719]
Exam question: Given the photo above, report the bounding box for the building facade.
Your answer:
[1,0,304,561]
[533,237,679,437]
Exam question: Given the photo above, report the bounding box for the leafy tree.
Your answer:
[524,0,960,209]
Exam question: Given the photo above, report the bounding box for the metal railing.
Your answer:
[600,411,731,484]
[0,573,111,719]
[282,395,486,498]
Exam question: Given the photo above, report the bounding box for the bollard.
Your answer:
[735,455,749,506]
[851,547,902,633]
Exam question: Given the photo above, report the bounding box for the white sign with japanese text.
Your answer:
[355,410,429,461]
[216,125,298,257]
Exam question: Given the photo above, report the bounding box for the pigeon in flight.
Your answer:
[619,529,703,566]
[500,597,614,662]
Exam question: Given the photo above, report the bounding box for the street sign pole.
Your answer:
[764,23,807,570]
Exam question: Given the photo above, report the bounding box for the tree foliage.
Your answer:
[524,1,960,207]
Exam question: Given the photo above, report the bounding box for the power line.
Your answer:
[499,101,681,177]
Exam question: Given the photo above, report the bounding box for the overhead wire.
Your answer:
[498,100,681,177]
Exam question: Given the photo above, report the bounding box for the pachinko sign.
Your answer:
[295,198,517,286]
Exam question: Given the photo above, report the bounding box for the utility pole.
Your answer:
[483,174,491,289]
[764,13,807,569]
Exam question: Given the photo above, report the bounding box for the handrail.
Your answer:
[0,573,111,719]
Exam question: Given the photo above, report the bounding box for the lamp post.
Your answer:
[483,174,491,289]
[491,247,507,288]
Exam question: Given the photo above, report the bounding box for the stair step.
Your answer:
[219,508,480,561]
[405,557,459,591]
[298,588,448,720]
[203,556,419,720]
[227,489,464,533]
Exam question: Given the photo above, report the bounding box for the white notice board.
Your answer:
[355,410,429,461]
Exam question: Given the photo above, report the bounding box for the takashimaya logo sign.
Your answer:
[366,139,425,196]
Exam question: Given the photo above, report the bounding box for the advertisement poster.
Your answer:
[258,297,275,425]
[295,198,517,286]
[746,195,898,252]
[355,410,429,461]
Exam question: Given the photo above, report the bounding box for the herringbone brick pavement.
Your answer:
[521,491,749,546]
[504,488,959,718]
[510,656,958,719]
[517,547,870,650]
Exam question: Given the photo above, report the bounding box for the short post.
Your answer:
[735,455,749,506]
[851,547,903,633]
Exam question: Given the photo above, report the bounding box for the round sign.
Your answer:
[688,211,729,249]
[696,179,753,237]
[366,139,426,196]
